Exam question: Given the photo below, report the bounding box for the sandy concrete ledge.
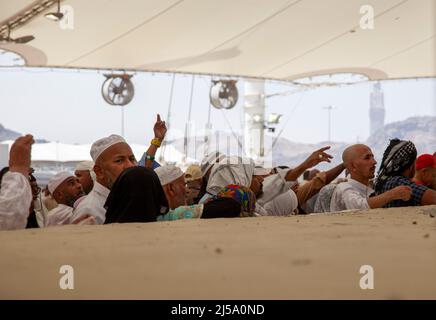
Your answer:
[1,206,435,299]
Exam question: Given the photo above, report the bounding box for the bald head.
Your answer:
[343,144,371,166]
[342,144,377,183]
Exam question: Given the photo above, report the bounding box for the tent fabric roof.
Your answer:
[0,0,435,81]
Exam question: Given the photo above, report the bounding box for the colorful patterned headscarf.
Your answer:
[216,184,256,216]
[374,139,417,194]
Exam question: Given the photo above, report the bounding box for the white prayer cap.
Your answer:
[155,165,184,186]
[75,160,96,181]
[200,152,225,177]
[185,164,202,182]
[75,161,94,171]
[90,134,127,162]
[254,166,271,176]
[48,171,74,194]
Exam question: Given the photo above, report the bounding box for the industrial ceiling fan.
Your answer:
[0,25,34,44]
[101,74,135,106]
[209,80,238,110]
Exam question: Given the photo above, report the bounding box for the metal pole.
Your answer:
[183,75,195,163]
[323,105,334,142]
[160,73,176,162]
[328,106,331,142]
[121,107,125,137]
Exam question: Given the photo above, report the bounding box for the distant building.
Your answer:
[369,82,385,136]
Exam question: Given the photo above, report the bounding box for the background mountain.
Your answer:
[367,116,436,162]
[0,124,48,143]
[0,124,21,141]
[2,115,434,171]
[168,115,436,171]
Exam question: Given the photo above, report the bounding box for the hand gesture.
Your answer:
[153,114,167,141]
[303,146,333,168]
[9,134,34,176]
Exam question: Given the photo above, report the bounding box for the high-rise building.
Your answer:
[369,82,385,136]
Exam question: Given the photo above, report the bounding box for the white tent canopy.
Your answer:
[0,0,435,81]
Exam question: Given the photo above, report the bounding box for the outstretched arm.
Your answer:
[285,146,333,181]
[144,114,167,168]
[367,186,412,208]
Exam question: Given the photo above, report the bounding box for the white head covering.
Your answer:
[155,165,184,186]
[254,166,271,176]
[75,160,96,181]
[90,134,127,162]
[206,156,255,196]
[185,164,202,182]
[263,190,298,216]
[200,151,226,177]
[48,172,74,194]
[75,161,94,171]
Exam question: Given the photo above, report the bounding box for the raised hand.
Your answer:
[303,146,333,168]
[153,114,167,141]
[9,134,34,176]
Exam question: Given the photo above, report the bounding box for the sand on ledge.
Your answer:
[1,205,435,299]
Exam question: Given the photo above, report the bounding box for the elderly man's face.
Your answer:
[95,143,137,189]
[185,178,202,204]
[353,146,377,179]
[75,170,94,194]
[250,175,264,198]
[164,175,187,208]
[54,176,85,207]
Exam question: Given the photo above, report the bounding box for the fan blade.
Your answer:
[14,35,35,44]
[109,91,116,102]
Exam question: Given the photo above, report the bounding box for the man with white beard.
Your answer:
[72,114,167,224]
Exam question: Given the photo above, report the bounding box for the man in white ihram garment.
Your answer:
[199,147,333,215]
[329,144,412,212]
[199,156,296,216]
[0,134,34,230]
[72,114,167,224]
[72,135,137,224]
[74,160,95,194]
[46,172,87,226]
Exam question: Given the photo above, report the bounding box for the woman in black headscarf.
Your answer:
[374,139,436,207]
[104,166,168,223]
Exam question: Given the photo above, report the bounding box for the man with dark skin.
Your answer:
[73,114,167,224]
[47,172,86,225]
[74,161,94,194]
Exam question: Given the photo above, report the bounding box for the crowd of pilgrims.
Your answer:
[0,114,435,230]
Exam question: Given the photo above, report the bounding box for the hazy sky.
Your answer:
[0,66,435,146]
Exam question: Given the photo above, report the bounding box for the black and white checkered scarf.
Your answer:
[374,139,417,194]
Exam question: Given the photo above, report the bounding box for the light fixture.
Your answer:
[267,113,282,125]
[45,0,64,21]
[0,25,34,44]
[252,114,263,123]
